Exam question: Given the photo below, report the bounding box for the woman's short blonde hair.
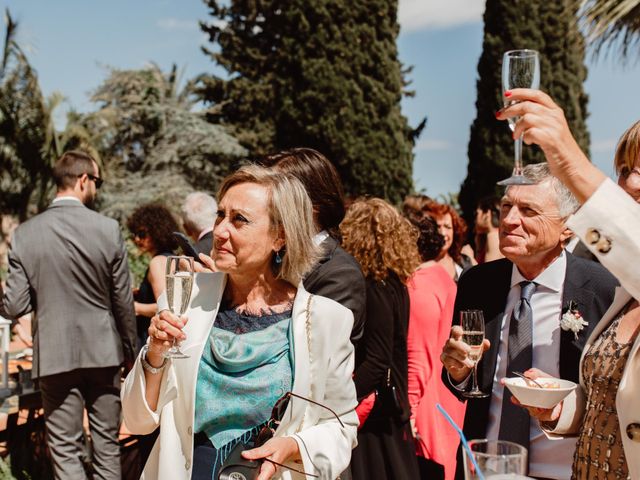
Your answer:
[614,120,640,175]
[340,198,420,283]
[218,164,319,286]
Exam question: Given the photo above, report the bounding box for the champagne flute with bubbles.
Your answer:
[497,49,540,186]
[164,255,194,359]
[461,309,489,398]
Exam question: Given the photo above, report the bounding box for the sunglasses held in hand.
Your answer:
[218,391,345,480]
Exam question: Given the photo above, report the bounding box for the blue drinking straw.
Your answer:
[436,403,485,480]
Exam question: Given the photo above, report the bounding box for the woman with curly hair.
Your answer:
[422,200,476,281]
[406,216,464,480]
[126,203,180,351]
[341,198,420,480]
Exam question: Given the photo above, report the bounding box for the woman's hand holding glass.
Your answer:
[498,49,540,185]
[146,310,188,366]
[496,88,605,202]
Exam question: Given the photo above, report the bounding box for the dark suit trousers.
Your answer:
[39,367,122,480]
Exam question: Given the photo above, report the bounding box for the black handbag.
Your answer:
[375,368,405,417]
[217,441,261,480]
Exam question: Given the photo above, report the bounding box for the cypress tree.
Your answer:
[198,0,422,203]
[459,0,590,222]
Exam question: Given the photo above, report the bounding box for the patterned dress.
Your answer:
[572,310,638,480]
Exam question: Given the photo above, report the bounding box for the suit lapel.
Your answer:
[559,254,595,381]
[481,261,513,391]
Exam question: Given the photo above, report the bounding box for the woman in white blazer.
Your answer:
[121,164,358,480]
[499,93,640,479]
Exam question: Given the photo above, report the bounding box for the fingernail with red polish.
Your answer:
[504,90,512,97]
[495,110,501,118]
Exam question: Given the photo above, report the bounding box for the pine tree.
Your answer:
[459,0,590,222]
[198,0,422,203]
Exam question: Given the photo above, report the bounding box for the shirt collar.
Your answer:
[197,227,213,241]
[510,249,566,293]
[52,196,83,205]
[313,230,330,246]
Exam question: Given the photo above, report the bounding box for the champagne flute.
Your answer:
[461,309,489,398]
[164,255,194,359]
[497,49,540,186]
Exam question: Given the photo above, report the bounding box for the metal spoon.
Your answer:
[512,371,544,388]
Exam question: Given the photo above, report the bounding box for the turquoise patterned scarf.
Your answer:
[194,308,293,451]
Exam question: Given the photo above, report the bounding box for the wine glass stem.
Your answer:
[513,135,524,176]
[472,362,480,392]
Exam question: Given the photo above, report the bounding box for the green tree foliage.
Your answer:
[78,64,248,223]
[0,10,65,222]
[459,0,590,223]
[198,0,423,203]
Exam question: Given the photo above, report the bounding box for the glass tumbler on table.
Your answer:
[463,439,529,480]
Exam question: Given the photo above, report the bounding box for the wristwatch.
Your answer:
[141,345,167,374]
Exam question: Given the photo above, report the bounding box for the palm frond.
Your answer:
[580,0,640,59]
[1,8,18,77]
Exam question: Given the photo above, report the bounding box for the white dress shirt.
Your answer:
[197,226,213,241]
[486,250,576,479]
[52,196,82,204]
[313,230,330,247]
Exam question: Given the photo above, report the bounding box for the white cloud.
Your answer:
[398,0,485,33]
[415,139,452,151]
[156,18,198,31]
[591,138,618,153]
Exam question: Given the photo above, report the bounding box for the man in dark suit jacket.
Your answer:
[441,164,618,480]
[2,151,137,480]
[181,191,217,256]
[264,148,366,345]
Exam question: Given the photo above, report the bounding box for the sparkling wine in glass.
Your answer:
[164,255,194,359]
[497,49,540,186]
[461,309,489,398]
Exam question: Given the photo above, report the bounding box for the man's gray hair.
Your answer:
[181,192,218,233]
[516,163,580,218]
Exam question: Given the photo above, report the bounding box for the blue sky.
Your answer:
[5,0,640,197]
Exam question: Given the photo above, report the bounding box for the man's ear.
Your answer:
[559,226,574,245]
[76,173,88,193]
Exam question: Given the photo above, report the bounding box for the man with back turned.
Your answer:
[1,150,136,479]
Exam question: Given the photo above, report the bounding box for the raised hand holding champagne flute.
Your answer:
[498,49,540,186]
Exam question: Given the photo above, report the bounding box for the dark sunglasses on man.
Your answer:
[218,391,345,480]
[76,173,103,189]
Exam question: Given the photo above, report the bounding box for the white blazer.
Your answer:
[121,272,358,480]
[548,179,640,479]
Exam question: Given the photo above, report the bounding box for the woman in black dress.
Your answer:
[341,197,421,480]
[127,203,180,352]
